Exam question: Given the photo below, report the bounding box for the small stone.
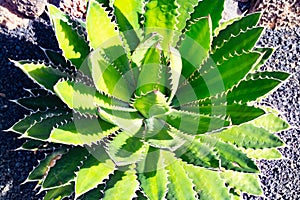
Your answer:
[0,4,29,30]
[5,0,47,18]
[222,0,241,22]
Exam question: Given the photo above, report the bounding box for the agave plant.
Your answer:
[7,0,290,199]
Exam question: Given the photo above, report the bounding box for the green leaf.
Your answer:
[9,109,68,135]
[13,61,68,92]
[179,17,211,80]
[242,148,283,160]
[227,71,290,103]
[19,140,44,151]
[114,0,142,32]
[103,166,139,200]
[175,52,261,105]
[44,182,74,200]
[174,0,199,43]
[133,91,170,118]
[207,52,261,91]
[97,107,143,134]
[250,113,290,133]
[181,104,265,125]
[168,47,182,103]
[163,109,228,135]
[14,95,65,111]
[252,47,274,71]
[27,148,67,181]
[221,171,263,195]
[24,114,72,140]
[54,80,132,115]
[212,13,261,50]
[214,16,242,36]
[75,148,115,198]
[211,124,284,149]
[189,0,225,31]
[79,184,104,200]
[48,5,90,68]
[113,0,142,49]
[175,137,220,168]
[49,117,119,146]
[88,49,132,102]
[144,118,184,149]
[137,147,168,200]
[43,49,73,70]
[251,71,290,81]
[225,104,265,125]
[131,33,162,67]
[144,0,178,48]
[43,147,89,189]
[211,27,264,63]
[107,131,148,166]
[87,0,122,49]
[162,151,198,200]
[198,135,259,173]
[184,164,232,200]
[136,46,167,95]
[102,46,133,87]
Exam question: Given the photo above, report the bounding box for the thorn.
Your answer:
[20,178,30,185]
[2,127,14,133]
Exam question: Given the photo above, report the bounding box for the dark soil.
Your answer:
[0,15,59,200]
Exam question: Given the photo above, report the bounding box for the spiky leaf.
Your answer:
[75,149,115,198]
[163,151,198,200]
[48,5,89,68]
[163,109,228,135]
[189,0,225,31]
[179,17,211,80]
[144,0,178,47]
[136,46,167,95]
[87,0,122,49]
[14,94,65,111]
[133,91,170,118]
[106,131,148,166]
[181,104,265,125]
[211,124,284,149]
[54,80,132,114]
[137,148,168,200]
[198,135,259,172]
[43,147,89,189]
[49,117,119,146]
[184,164,232,200]
[44,183,74,200]
[13,61,68,92]
[227,71,290,103]
[113,0,142,49]
[102,166,139,200]
[10,109,67,135]
[175,52,261,105]
[144,118,184,149]
[221,170,263,195]
[88,49,132,102]
[212,27,264,63]
[243,148,283,160]
[212,13,261,50]
[28,148,67,182]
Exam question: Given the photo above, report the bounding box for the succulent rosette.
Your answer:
[7,0,290,199]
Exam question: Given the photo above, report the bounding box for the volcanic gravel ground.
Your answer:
[0,7,299,200]
[0,15,58,200]
[243,27,300,200]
